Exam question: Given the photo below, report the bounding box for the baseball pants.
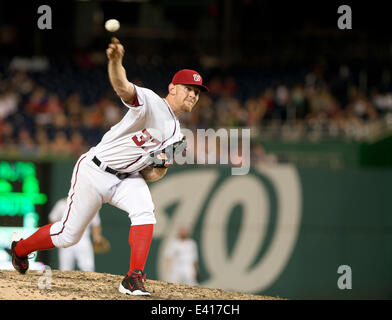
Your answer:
[49,153,156,249]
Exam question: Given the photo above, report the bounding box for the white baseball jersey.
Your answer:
[165,238,199,286]
[89,84,184,173]
[50,84,182,250]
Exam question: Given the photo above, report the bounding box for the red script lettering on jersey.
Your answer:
[132,129,152,146]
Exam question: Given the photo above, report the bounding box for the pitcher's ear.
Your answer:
[168,83,176,95]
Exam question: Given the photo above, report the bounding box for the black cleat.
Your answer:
[119,269,150,296]
[9,233,29,274]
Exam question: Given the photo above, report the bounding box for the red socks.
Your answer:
[15,223,154,275]
[15,224,55,258]
[128,224,153,276]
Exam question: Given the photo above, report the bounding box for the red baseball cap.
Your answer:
[171,69,209,92]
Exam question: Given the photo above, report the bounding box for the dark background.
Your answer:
[1,0,390,64]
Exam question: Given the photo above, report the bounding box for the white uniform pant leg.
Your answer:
[74,236,95,272]
[171,266,198,286]
[50,155,103,248]
[110,173,156,226]
[58,247,76,271]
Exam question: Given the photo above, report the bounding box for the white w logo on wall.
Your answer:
[151,165,302,293]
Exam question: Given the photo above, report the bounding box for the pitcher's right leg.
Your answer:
[50,157,103,249]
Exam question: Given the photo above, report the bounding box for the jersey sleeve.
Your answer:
[120,84,155,121]
[120,84,146,108]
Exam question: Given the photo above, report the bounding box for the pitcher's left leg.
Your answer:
[111,173,155,295]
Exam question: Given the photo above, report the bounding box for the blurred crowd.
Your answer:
[1,56,391,165]
[0,70,123,159]
[181,64,390,141]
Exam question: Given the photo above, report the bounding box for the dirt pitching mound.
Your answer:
[0,270,283,300]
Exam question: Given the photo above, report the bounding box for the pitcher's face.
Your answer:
[174,84,200,112]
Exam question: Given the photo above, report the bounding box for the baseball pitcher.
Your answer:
[9,37,208,296]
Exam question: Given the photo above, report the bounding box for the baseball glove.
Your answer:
[149,137,187,168]
[93,237,111,254]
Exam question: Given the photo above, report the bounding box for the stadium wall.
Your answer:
[47,161,392,299]
[260,136,392,168]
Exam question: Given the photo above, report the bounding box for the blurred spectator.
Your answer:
[194,94,215,129]
[291,84,310,120]
[222,76,238,95]
[347,87,378,121]
[245,97,263,127]
[50,131,72,157]
[0,86,19,119]
[371,89,392,116]
[274,84,290,121]
[203,75,223,97]
[95,97,122,127]
[82,108,102,128]
[34,128,51,156]
[215,95,243,127]
[18,128,37,155]
[0,120,14,149]
[250,144,278,166]
[229,99,248,127]
[47,93,64,114]
[52,111,68,130]
[258,87,275,122]
[69,131,88,158]
[9,71,35,99]
[65,93,84,128]
[164,227,199,286]
[24,86,47,116]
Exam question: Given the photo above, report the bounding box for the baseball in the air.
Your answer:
[105,19,120,32]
